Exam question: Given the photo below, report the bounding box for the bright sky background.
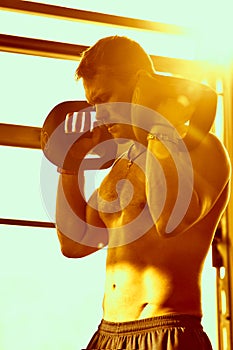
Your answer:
[1,1,232,349]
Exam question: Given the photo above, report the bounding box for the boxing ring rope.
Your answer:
[0,0,188,35]
[0,218,55,228]
[0,123,41,149]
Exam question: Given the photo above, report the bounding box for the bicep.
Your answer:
[174,158,230,237]
[146,136,231,237]
[57,190,107,258]
[192,136,231,220]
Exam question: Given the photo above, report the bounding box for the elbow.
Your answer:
[60,243,92,258]
[59,238,99,259]
[204,87,217,116]
[59,242,76,258]
[56,226,105,258]
[60,247,83,259]
[56,227,85,258]
[60,248,74,258]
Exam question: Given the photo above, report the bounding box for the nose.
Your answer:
[95,104,110,123]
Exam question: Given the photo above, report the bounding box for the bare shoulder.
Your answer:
[191,132,231,209]
[202,132,229,156]
[192,132,231,177]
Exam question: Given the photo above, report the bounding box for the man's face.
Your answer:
[83,73,136,141]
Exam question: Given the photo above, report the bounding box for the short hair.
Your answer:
[75,36,155,81]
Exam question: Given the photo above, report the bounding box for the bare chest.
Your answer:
[98,158,146,223]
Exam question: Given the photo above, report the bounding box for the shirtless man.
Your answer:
[55,36,231,349]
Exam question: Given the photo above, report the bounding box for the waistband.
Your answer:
[99,314,203,335]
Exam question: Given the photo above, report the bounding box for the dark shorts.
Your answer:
[85,314,213,350]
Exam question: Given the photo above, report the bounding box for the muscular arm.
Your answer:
[56,170,108,258]
[145,135,199,237]
[145,128,231,238]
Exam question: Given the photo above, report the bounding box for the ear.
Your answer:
[132,71,217,150]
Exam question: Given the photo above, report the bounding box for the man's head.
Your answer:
[74,36,156,141]
[75,35,155,82]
